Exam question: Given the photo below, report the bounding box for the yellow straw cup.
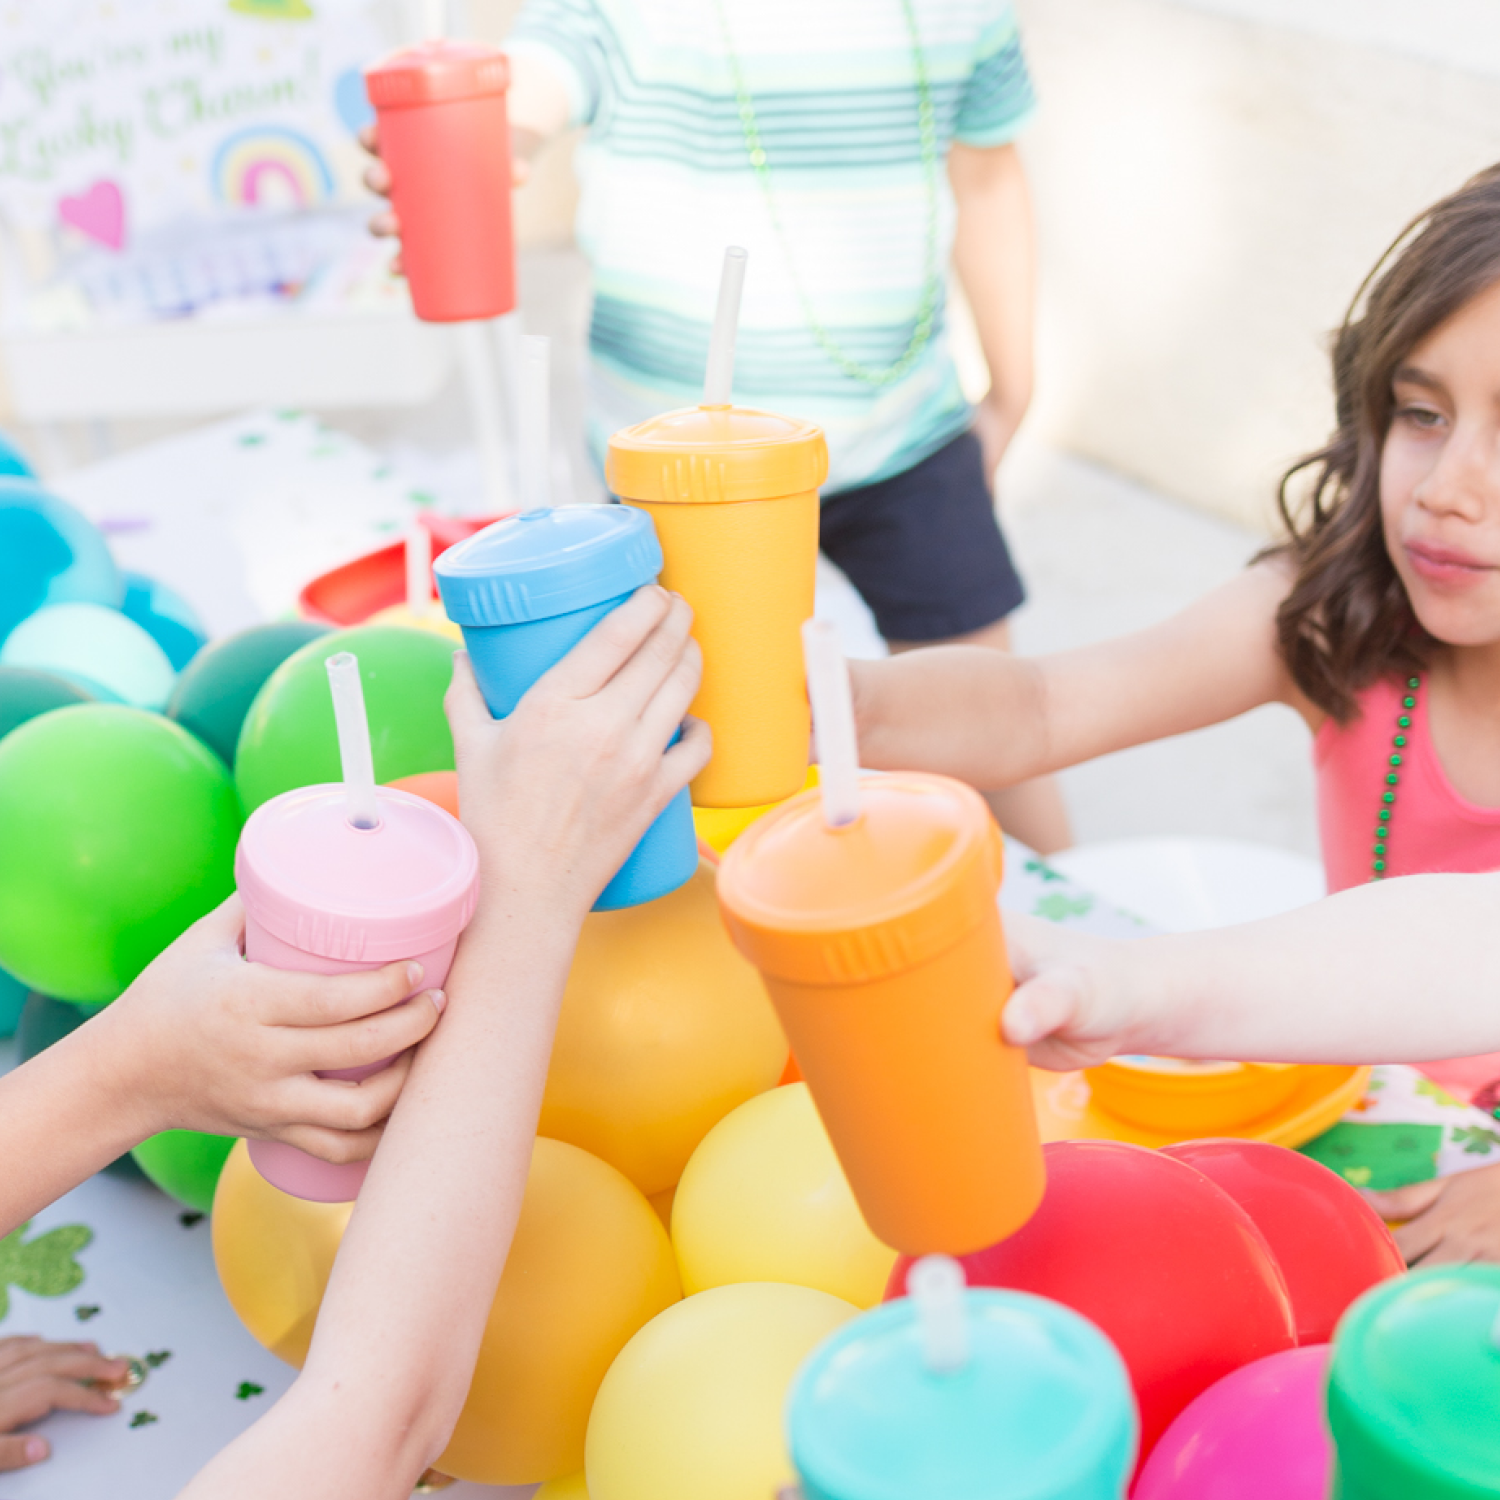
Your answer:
[607,405,828,809]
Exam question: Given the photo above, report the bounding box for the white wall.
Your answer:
[1015,0,1500,529]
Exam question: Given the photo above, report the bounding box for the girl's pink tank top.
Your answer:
[1316,675,1500,893]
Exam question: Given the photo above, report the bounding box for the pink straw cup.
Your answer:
[235,784,480,1202]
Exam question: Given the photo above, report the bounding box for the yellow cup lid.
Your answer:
[606,405,829,504]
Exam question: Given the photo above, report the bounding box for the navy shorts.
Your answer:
[819,429,1026,643]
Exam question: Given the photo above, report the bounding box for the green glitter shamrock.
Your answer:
[129,1411,158,1429]
[1034,892,1095,923]
[0,1222,91,1322]
[236,1381,265,1401]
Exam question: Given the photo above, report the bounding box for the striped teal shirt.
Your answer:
[507,0,1037,494]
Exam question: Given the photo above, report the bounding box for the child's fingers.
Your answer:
[0,1337,43,1372]
[635,637,704,753]
[258,959,425,1029]
[276,1051,419,1136]
[1002,971,1085,1049]
[537,586,672,702]
[282,991,442,1074]
[2,1346,128,1386]
[356,124,378,155]
[443,651,494,753]
[369,208,399,239]
[0,1376,120,1429]
[186,892,245,953]
[269,1121,384,1166]
[658,716,713,799]
[0,1434,49,1471]
[1363,1178,1444,1224]
[597,594,696,718]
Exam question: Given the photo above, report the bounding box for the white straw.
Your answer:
[702,246,747,407]
[518,334,551,513]
[801,618,862,828]
[405,523,432,617]
[325,653,381,830]
[909,1255,970,1376]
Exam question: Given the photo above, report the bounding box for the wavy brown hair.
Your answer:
[1270,163,1500,721]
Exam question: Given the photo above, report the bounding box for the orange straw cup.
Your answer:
[717,773,1045,1256]
[606,406,827,809]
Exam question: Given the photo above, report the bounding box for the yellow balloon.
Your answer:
[672,1083,897,1309]
[368,602,465,641]
[585,1283,856,1500]
[693,767,819,855]
[536,1474,591,1500]
[213,1136,681,1485]
[539,860,788,1196]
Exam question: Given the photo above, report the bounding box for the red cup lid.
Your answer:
[236,785,480,963]
[366,41,509,109]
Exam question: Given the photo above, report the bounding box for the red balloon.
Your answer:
[1161,1139,1403,1345]
[887,1141,1296,1464]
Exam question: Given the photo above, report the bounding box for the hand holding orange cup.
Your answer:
[717,622,1045,1256]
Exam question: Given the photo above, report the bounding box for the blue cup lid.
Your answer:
[787,1289,1138,1500]
[433,504,662,627]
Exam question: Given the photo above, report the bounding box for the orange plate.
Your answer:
[1031,1064,1371,1151]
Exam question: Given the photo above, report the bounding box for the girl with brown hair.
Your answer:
[848,162,1500,1262]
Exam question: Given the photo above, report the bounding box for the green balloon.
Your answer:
[167,619,331,766]
[234,625,458,813]
[17,992,147,1182]
[0,665,93,742]
[131,1129,236,1213]
[0,705,243,1004]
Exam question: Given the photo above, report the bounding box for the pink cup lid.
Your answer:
[365,41,509,109]
[235,785,480,963]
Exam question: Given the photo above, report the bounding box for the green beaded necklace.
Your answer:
[1372,675,1421,880]
[711,0,943,388]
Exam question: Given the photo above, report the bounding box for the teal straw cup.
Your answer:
[787,1285,1138,1500]
[434,504,699,910]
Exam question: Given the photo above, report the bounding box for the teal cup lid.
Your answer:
[787,1288,1138,1500]
[433,504,662,627]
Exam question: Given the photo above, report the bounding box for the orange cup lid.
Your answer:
[717,774,1003,985]
[606,405,828,504]
[366,41,509,108]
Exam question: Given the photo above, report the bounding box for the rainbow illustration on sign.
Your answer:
[211,126,334,209]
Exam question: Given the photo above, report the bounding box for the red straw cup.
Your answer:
[365,41,516,323]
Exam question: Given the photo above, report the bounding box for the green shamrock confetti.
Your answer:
[1414,1076,1462,1106]
[129,1411,158,1429]
[1024,858,1066,883]
[144,1351,172,1369]
[0,1222,92,1322]
[1451,1124,1500,1156]
[74,1305,101,1322]
[1034,892,1095,923]
[236,1381,265,1401]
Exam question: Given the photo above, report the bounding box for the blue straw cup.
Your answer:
[434,504,700,910]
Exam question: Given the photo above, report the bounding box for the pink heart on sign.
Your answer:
[58,179,126,251]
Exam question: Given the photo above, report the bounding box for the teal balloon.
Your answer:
[0,480,122,646]
[16,993,146,1181]
[0,666,94,742]
[167,619,331,766]
[0,966,24,1037]
[0,602,176,710]
[0,706,242,1004]
[122,573,207,671]
[131,1130,236,1213]
[235,624,458,813]
[0,431,35,479]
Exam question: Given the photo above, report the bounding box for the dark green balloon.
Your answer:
[131,1129,236,1213]
[235,625,458,813]
[17,993,146,1182]
[167,620,331,766]
[0,666,93,742]
[0,706,243,1004]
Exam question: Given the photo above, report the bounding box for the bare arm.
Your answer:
[1003,872,1500,1071]
[181,589,708,1498]
[0,902,437,1238]
[950,142,1034,477]
[850,559,1316,788]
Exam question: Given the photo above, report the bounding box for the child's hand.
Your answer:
[95,898,444,1165]
[1364,1162,1500,1266]
[1000,913,1144,1070]
[446,585,709,920]
[0,1336,130,1470]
